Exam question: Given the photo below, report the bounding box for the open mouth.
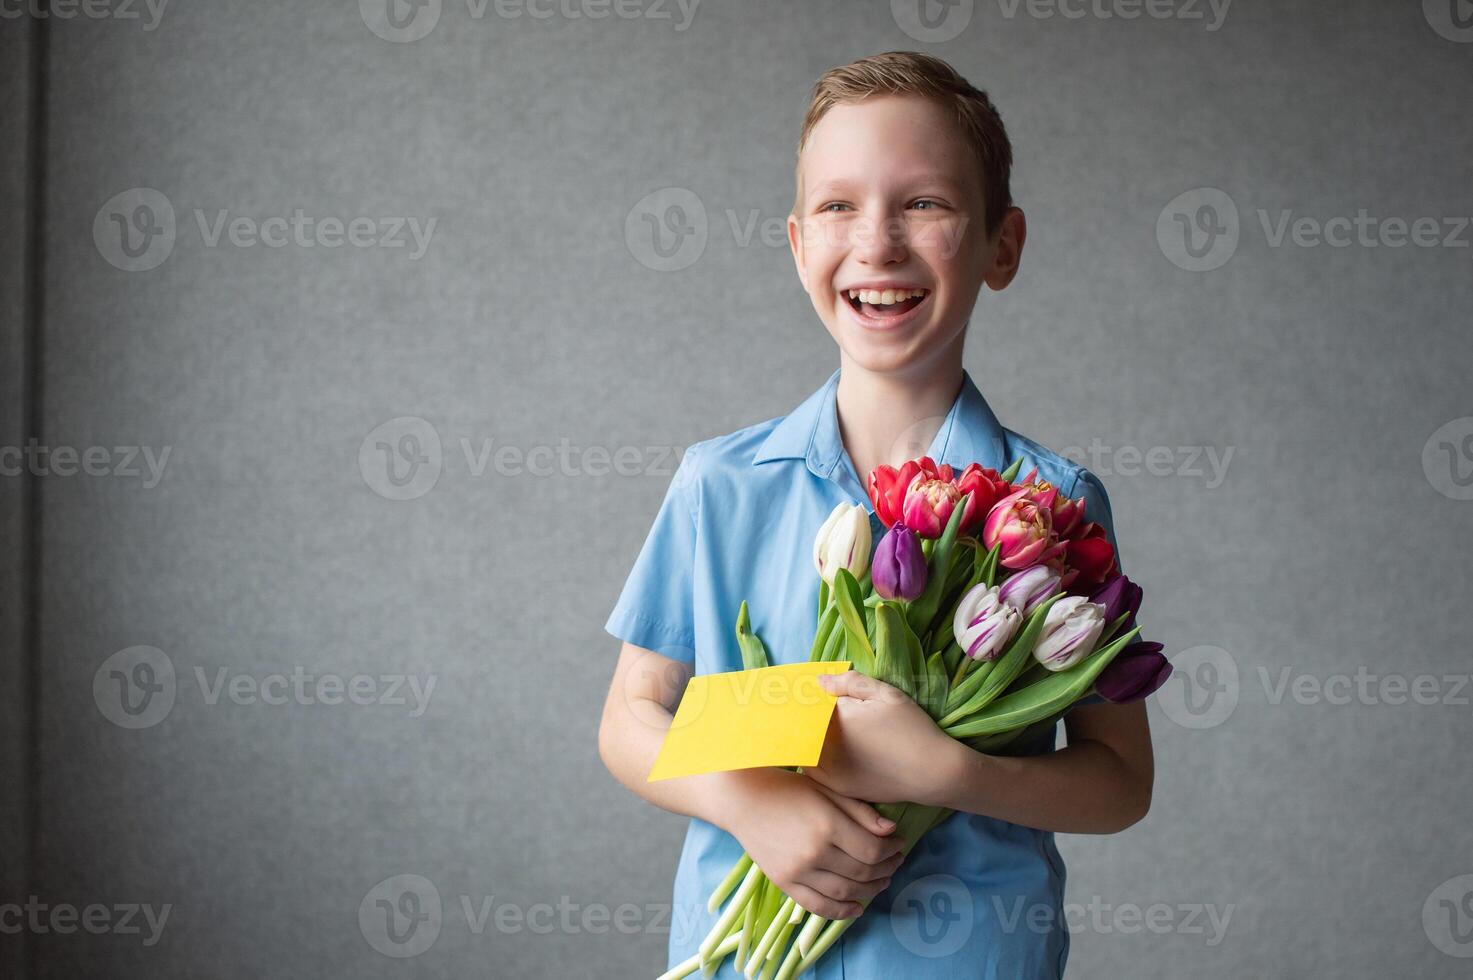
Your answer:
[843,287,929,320]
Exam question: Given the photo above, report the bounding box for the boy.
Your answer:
[599,52,1154,978]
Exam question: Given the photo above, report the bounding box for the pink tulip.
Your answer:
[901,474,965,539]
[982,488,1061,569]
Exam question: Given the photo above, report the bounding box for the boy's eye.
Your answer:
[911,199,940,211]
[819,202,851,213]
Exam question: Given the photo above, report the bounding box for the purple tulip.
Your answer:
[873,524,927,601]
[1090,575,1143,631]
[1095,641,1173,703]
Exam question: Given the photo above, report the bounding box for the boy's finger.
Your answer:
[817,670,875,699]
[810,781,895,835]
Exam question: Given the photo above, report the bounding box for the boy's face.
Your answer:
[787,94,1023,378]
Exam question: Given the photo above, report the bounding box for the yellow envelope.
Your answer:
[647,661,852,782]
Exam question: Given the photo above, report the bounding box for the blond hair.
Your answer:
[793,51,1014,235]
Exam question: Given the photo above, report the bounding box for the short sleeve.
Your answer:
[602,442,702,664]
[1068,467,1119,709]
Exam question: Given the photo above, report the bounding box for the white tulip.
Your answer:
[1033,595,1108,671]
[812,503,871,584]
[953,583,1023,662]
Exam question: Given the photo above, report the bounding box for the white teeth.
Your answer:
[845,288,927,306]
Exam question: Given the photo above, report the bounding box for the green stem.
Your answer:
[658,930,740,980]
[706,854,753,913]
[699,863,761,962]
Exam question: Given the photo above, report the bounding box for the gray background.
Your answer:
[3,0,1471,977]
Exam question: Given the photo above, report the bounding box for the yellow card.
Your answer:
[647,661,852,782]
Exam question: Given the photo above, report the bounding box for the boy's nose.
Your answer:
[849,215,910,262]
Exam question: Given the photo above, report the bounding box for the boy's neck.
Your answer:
[833,349,966,489]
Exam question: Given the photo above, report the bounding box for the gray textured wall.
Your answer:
[4,1,1471,977]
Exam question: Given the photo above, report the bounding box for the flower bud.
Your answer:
[1033,595,1108,671]
[997,563,1062,616]
[873,524,927,601]
[953,584,1023,662]
[812,502,871,585]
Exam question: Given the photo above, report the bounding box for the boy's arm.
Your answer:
[929,700,1154,834]
[598,642,910,920]
[808,672,1154,834]
[596,641,747,825]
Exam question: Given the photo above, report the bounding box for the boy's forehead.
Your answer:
[799,96,981,199]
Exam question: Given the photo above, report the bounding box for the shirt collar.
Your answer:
[753,368,1009,486]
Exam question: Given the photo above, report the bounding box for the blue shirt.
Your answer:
[605,368,1120,979]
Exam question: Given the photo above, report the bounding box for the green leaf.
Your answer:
[735,601,771,671]
[920,650,949,720]
[831,569,874,669]
[873,603,918,700]
[998,457,1025,483]
[819,618,845,662]
[942,628,1141,738]
[808,604,840,663]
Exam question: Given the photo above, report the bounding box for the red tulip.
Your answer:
[953,464,1005,532]
[1065,523,1118,587]
[1051,493,1086,538]
[869,457,944,528]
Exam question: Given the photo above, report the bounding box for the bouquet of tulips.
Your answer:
[659,457,1173,980]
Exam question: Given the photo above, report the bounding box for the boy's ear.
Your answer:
[787,213,809,291]
[982,207,1027,292]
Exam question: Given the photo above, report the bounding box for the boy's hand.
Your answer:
[721,768,906,920]
[806,671,953,806]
